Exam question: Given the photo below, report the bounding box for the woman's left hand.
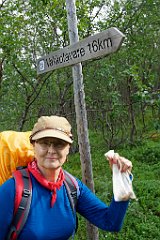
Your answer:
[105,151,133,173]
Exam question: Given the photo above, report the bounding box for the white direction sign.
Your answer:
[37,27,125,74]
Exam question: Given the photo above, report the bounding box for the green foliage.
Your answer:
[65,135,160,239]
[1,0,160,146]
[121,140,160,165]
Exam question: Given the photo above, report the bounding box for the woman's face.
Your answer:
[33,137,70,170]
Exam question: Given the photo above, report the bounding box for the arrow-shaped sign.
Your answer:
[36,27,125,74]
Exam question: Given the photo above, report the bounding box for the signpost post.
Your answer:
[36,27,125,74]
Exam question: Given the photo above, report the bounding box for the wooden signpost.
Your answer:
[36,27,125,74]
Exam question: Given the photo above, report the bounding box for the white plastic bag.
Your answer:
[105,150,136,201]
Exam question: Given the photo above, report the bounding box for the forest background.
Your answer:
[0,0,160,239]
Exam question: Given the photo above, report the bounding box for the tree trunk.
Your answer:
[66,0,99,239]
[127,76,136,144]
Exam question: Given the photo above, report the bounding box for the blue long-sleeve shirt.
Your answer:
[0,173,129,239]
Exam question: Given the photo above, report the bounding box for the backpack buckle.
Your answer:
[23,189,31,197]
[71,190,77,199]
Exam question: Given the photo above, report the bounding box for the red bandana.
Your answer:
[28,160,65,207]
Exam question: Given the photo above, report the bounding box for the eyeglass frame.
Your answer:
[35,138,69,150]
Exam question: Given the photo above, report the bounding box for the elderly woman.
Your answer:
[0,115,133,240]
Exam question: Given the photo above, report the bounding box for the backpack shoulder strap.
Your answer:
[7,168,32,240]
[63,170,79,212]
[64,170,79,234]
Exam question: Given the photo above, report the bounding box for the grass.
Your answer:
[64,133,160,240]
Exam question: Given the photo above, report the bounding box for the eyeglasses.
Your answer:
[35,139,68,150]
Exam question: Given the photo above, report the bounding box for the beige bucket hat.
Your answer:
[30,116,73,144]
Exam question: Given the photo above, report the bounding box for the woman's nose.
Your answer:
[48,143,56,152]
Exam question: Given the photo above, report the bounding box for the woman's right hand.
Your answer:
[105,150,133,173]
